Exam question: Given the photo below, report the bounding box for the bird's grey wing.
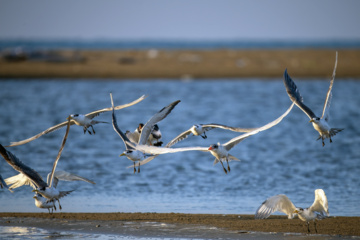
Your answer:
[86,95,147,119]
[165,129,193,148]
[283,69,316,120]
[0,174,8,189]
[321,51,338,122]
[48,118,71,188]
[7,121,74,147]
[126,131,140,144]
[48,170,95,188]
[224,103,294,151]
[138,100,181,145]
[127,155,160,168]
[0,144,47,189]
[5,172,37,190]
[202,123,256,133]
[310,189,329,217]
[255,194,297,219]
[110,93,133,150]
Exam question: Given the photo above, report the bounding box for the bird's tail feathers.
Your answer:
[228,154,240,162]
[330,128,344,137]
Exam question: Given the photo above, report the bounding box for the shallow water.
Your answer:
[0,79,359,216]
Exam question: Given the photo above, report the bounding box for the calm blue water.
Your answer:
[0,79,359,216]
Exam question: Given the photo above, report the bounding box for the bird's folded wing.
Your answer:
[255,194,296,219]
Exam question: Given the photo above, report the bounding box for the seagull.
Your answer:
[126,123,163,146]
[7,95,147,147]
[129,103,294,174]
[166,123,257,148]
[30,171,95,213]
[110,93,180,173]
[255,189,329,233]
[283,52,343,146]
[0,117,74,209]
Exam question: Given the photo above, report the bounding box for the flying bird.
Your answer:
[0,118,75,209]
[110,93,180,173]
[283,52,343,146]
[7,95,147,147]
[255,189,329,233]
[129,103,294,174]
[126,123,163,146]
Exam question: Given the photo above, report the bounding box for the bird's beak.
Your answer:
[119,153,126,157]
[309,119,315,123]
[66,116,73,121]
[32,189,37,193]
[208,146,213,150]
[33,196,37,199]
[293,209,299,213]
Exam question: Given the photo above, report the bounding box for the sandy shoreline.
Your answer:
[0,212,359,238]
[1,49,360,79]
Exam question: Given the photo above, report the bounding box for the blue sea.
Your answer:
[0,78,359,217]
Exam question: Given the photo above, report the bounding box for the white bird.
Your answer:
[283,52,343,146]
[166,123,256,148]
[255,189,329,233]
[7,95,147,147]
[129,103,294,174]
[29,171,95,213]
[0,118,74,209]
[110,93,180,173]
[126,123,163,146]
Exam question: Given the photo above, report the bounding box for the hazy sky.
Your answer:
[0,0,359,41]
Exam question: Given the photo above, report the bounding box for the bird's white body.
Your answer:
[190,125,205,136]
[34,195,56,213]
[70,114,92,126]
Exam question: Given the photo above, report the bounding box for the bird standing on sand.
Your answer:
[255,189,329,233]
[7,95,147,147]
[0,118,74,209]
[283,52,343,146]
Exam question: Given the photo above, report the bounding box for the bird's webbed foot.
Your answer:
[58,199,62,210]
[220,161,227,174]
[153,141,163,147]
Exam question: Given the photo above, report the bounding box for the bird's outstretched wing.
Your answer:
[127,141,208,155]
[166,123,256,148]
[255,194,297,219]
[86,95,147,119]
[48,117,71,188]
[4,172,37,190]
[0,144,47,190]
[138,100,181,145]
[283,69,317,120]
[310,189,329,217]
[48,170,96,189]
[321,52,338,122]
[7,121,75,147]
[223,103,294,151]
[110,93,133,150]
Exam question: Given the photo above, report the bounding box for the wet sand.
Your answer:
[0,212,359,238]
[1,49,360,79]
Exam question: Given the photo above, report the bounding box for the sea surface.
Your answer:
[0,79,359,216]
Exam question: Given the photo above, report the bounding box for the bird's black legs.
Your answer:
[201,133,207,139]
[226,159,231,172]
[133,163,136,174]
[307,222,310,233]
[58,199,62,210]
[90,125,96,134]
[220,161,227,174]
[314,221,318,233]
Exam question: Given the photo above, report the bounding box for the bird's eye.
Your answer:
[73,114,79,117]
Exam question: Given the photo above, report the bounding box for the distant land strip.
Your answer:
[1,49,359,79]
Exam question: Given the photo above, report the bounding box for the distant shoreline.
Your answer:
[0,212,359,237]
[1,49,360,79]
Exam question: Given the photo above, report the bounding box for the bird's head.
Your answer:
[309,117,320,123]
[137,123,144,132]
[208,144,218,151]
[294,207,304,214]
[67,114,79,120]
[120,150,133,157]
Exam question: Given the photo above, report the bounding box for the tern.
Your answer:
[7,95,147,147]
[110,93,180,173]
[126,123,163,146]
[255,189,329,233]
[283,52,343,146]
[129,103,294,174]
[0,118,74,209]
[166,123,256,147]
